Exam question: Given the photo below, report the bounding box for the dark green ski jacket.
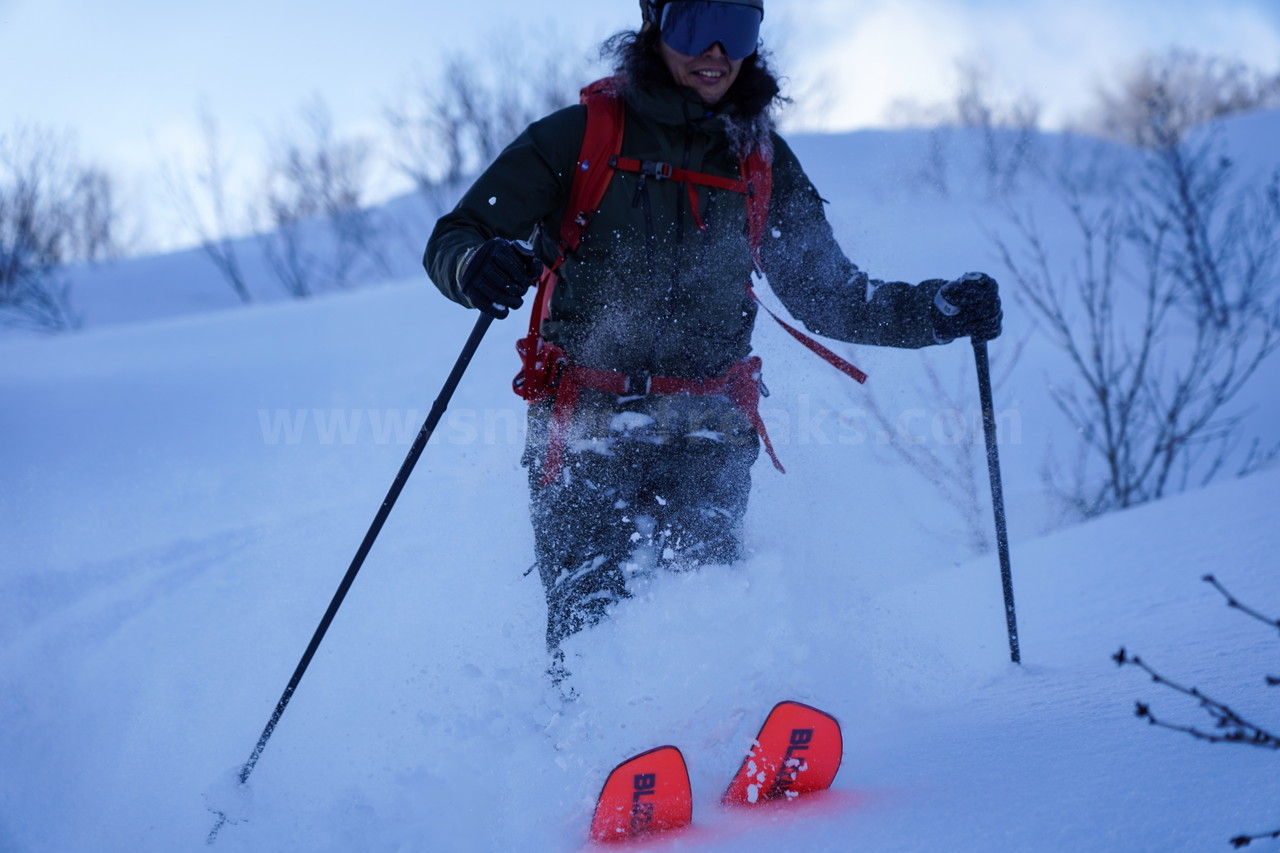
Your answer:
[426,80,945,381]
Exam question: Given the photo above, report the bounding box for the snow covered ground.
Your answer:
[2,114,1277,852]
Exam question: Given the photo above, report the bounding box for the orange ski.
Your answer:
[589,745,693,843]
[722,701,843,805]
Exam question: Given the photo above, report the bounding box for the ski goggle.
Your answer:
[659,1,762,60]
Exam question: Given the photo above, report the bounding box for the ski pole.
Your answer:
[973,338,1021,664]
[208,312,494,844]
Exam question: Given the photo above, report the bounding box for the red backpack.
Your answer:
[515,77,866,485]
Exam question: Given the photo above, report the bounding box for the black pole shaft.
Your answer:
[973,339,1021,664]
[209,313,494,844]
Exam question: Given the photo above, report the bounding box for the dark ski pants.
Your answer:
[524,392,760,652]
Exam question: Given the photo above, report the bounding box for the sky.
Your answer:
[3,0,1279,250]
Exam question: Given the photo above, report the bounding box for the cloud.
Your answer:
[774,0,1280,131]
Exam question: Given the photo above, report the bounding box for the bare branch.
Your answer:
[1230,826,1280,849]
[1115,647,1280,749]
[1202,575,1280,637]
[1118,576,1280,846]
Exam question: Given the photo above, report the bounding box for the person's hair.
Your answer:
[601,26,788,119]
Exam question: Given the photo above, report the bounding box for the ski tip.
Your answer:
[589,745,692,843]
[722,700,843,806]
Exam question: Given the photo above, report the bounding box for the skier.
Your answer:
[424,0,1002,681]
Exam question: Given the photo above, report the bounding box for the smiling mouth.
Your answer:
[693,69,726,81]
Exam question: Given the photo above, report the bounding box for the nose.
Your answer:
[701,42,727,58]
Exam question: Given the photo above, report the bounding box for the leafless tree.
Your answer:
[384,41,590,212]
[257,98,389,298]
[1140,134,1280,330]
[890,59,1043,199]
[953,61,1043,198]
[994,127,1280,517]
[68,166,122,264]
[0,127,122,331]
[161,106,253,303]
[1087,49,1280,149]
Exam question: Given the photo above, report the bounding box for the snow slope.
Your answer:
[2,279,1277,852]
[2,114,1278,852]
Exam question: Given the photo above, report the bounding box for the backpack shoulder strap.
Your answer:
[557,76,626,257]
[527,77,625,326]
[516,77,626,401]
[740,148,772,270]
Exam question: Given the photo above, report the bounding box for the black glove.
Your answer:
[933,272,1002,342]
[458,238,543,319]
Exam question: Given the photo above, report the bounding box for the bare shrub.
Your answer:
[1115,575,1279,848]
[257,99,389,298]
[1087,49,1280,149]
[953,61,1043,198]
[995,128,1280,517]
[0,127,123,331]
[385,40,591,212]
[68,166,122,264]
[161,106,253,303]
[889,58,1042,199]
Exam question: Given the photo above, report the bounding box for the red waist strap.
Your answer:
[541,356,784,487]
